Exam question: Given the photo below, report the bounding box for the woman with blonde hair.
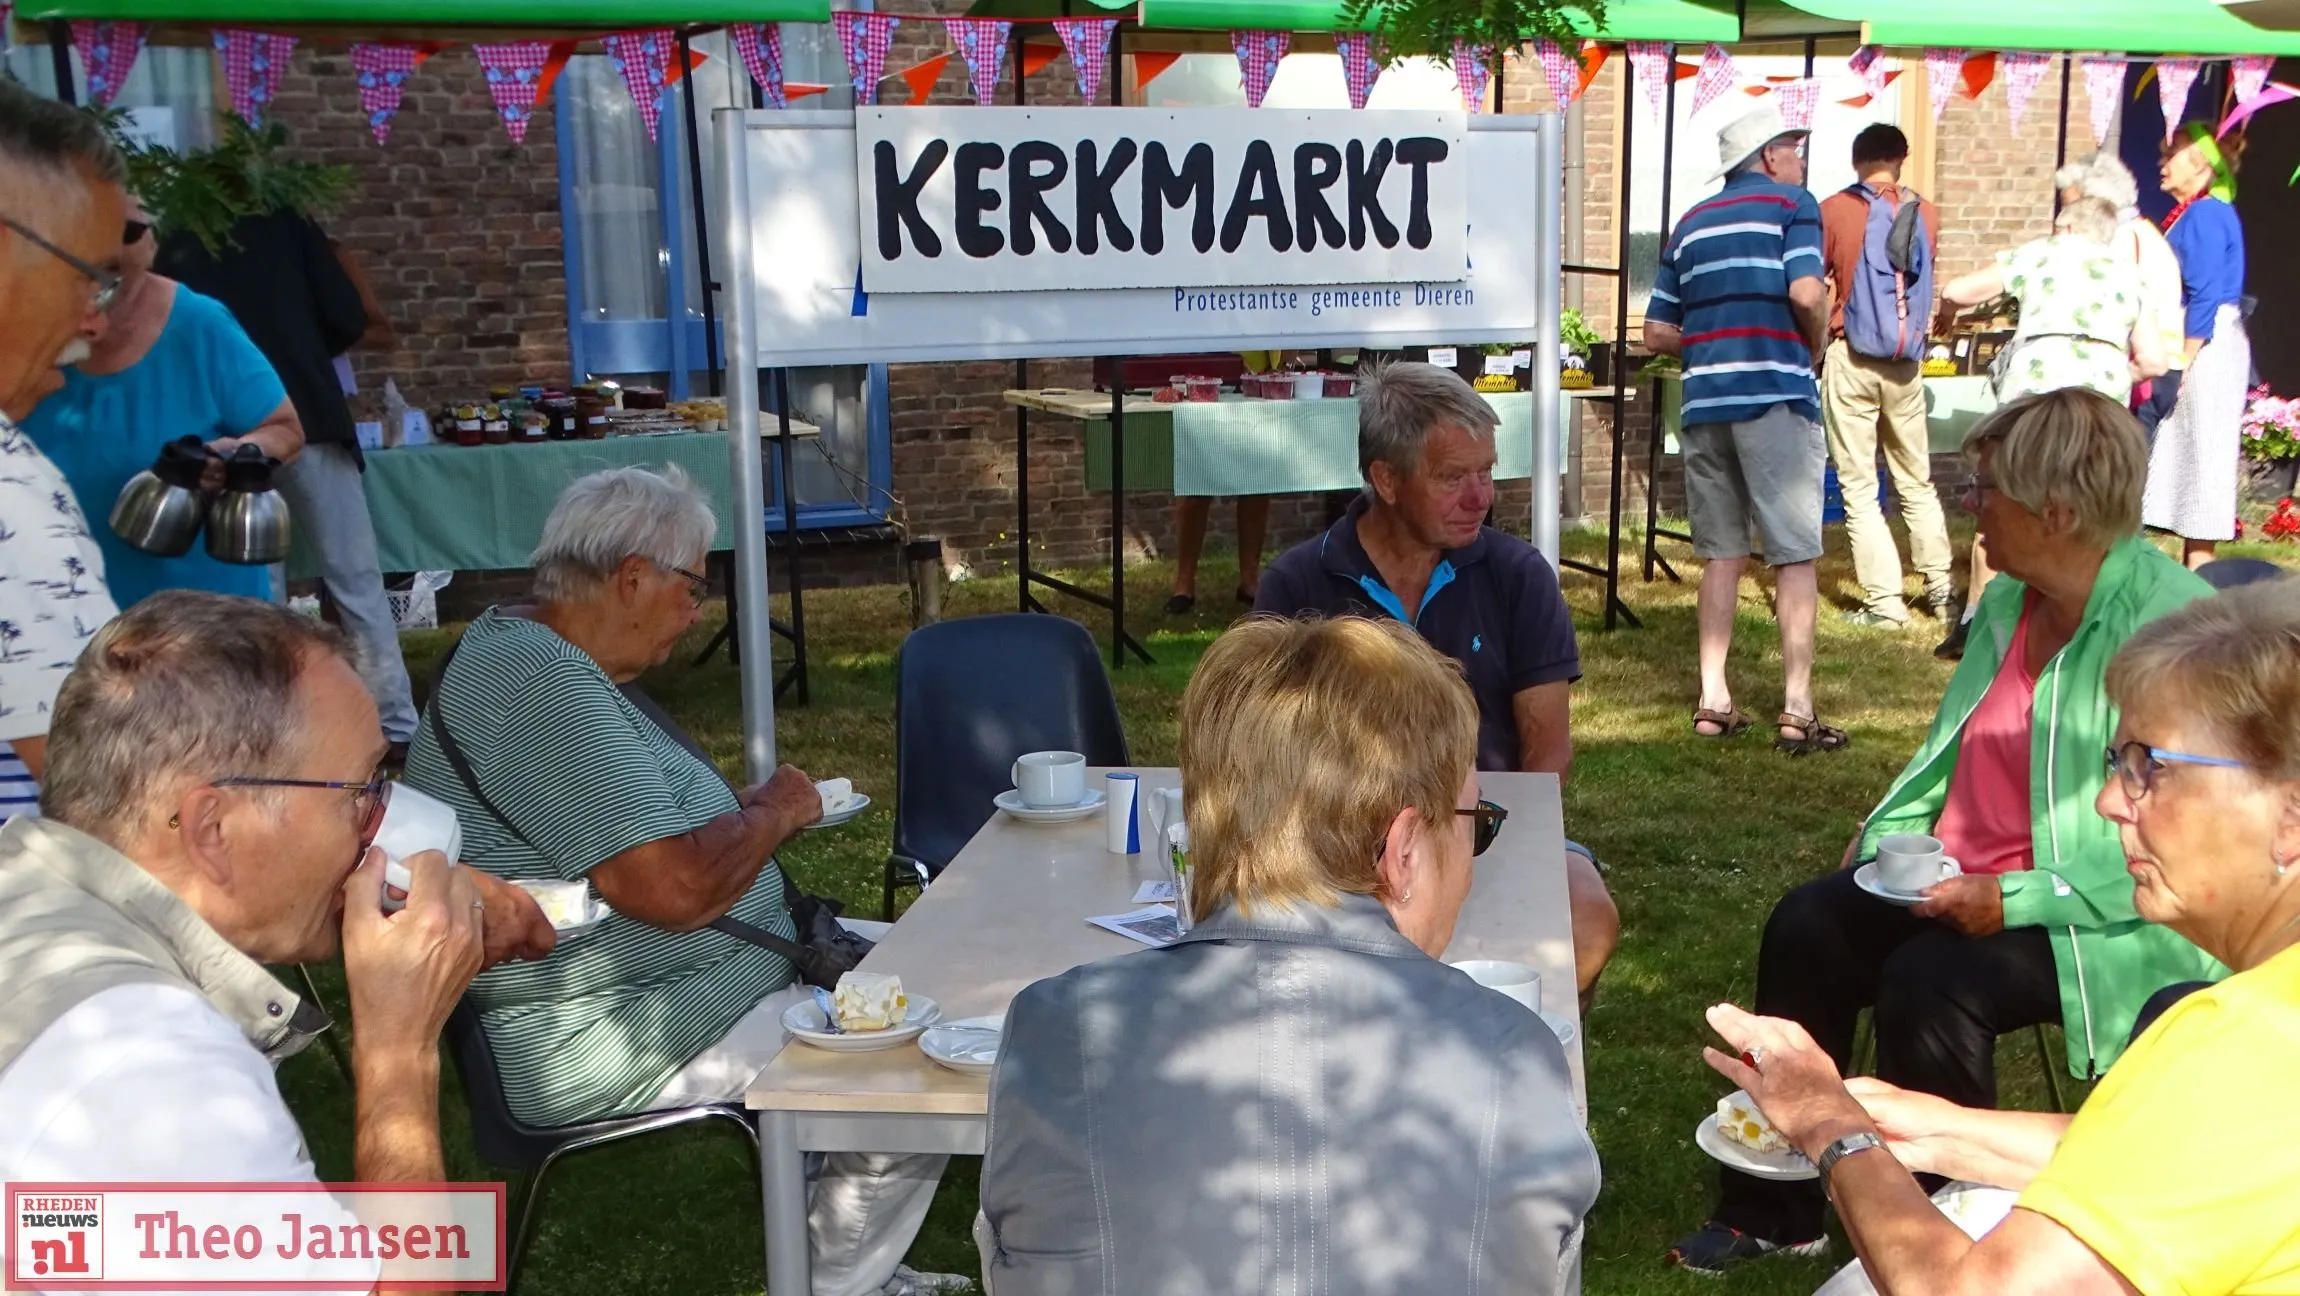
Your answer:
[981,615,1598,1295]
[1703,576,2300,1295]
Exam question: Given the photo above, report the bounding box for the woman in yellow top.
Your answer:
[1702,577,2300,1295]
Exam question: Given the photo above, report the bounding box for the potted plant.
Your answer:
[1476,342,1528,392]
[94,109,353,255]
[1560,309,1604,389]
[2240,386,2300,503]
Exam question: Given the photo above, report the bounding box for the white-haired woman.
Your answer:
[2056,152,2189,435]
[1943,197,2166,406]
[403,465,963,1296]
[1701,577,2300,1296]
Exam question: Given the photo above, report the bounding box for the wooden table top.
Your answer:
[1002,388,1169,419]
[746,769,1582,1118]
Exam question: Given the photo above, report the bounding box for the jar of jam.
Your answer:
[541,397,579,440]
[574,391,610,439]
[518,409,551,443]
[453,403,485,447]
[481,403,511,445]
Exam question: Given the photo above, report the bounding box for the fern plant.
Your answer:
[89,108,354,255]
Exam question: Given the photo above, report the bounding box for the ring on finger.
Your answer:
[1742,1047,1767,1069]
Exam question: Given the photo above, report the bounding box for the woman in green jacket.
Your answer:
[1670,387,2224,1277]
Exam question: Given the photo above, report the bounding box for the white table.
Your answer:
[744,768,1581,1293]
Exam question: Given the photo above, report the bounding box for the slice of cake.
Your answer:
[832,971,908,1032]
[512,879,592,929]
[815,777,856,815]
[1716,1093,1792,1155]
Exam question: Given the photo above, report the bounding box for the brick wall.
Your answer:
[1926,61,2107,282]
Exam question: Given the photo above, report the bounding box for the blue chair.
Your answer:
[2196,557,2287,590]
[882,614,1130,918]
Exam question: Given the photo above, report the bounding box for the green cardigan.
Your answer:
[1858,536,2225,1078]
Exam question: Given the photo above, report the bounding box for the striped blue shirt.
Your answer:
[1647,172,1824,427]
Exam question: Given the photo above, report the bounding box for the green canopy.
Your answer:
[15,0,829,23]
[1119,0,1736,41]
[1761,0,2300,54]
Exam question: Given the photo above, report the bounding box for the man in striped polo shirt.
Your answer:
[1645,105,1847,758]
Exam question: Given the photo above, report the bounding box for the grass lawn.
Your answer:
[277,521,2290,1295]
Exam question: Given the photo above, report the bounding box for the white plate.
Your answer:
[993,788,1106,823]
[1694,1091,1817,1181]
[808,794,872,831]
[781,995,944,1052]
[1854,863,1929,907]
[1539,1010,1577,1046]
[918,1015,1002,1074]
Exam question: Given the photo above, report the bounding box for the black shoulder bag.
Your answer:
[423,631,871,988]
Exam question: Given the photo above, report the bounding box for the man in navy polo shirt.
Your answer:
[1255,361,1620,1003]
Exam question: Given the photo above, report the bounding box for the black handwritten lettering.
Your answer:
[1009,140,1072,254]
[873,138,945,260]
[1395,136,1449,250]
[1292,142,1344,251]
[1074,138,1137,254]
[1141,142,1215,255]
[1346,139,1398,250]
[1221,139,1292,253]
[955,141,1005,257]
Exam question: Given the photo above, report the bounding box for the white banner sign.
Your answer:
[856,107,1469,294]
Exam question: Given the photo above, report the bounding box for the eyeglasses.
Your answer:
[1960,475,1997,505]
[651,558,710,607]
[1458,799,1509,856]
[214,773,392,846]
[123,219,150,246]
[2104,742,2246,801]
[1,215,120,312]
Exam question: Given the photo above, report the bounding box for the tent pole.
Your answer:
[679,30,723,398]
[1603,57,1641,631]
[1645,45,1684,585]
[2054,54,2073,202]
[715,106,778,780]
[48,23,76,104]
[1533,113,1562,567]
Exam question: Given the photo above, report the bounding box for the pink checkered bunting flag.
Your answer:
[2001,49,2051,132]
[603,30,674,141]
[1847,45,1888,101]
[1233,29,1289,108]
[2082,57,2125,146]
[212,30,296,126]
[1054,17,1119,102]
[836,12,899,105]
[1925,48,1968,124]
[1451,40,1495,113]
[1627,41,1670,119]
[2233,54,2274,105]
[1335,31,1380,109]
[1688,43,1735,118]
[2156,57,2202,142]
[474,41,551,144]
[69,21,149,106]
[730,24,787,108]
[1776,78,1819,130]
[1530,38,1580,107]
[350,43,422,144]
[946,17,1010,104]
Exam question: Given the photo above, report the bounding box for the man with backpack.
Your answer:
[1821,124,1956,630]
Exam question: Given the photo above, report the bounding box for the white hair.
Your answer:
[2056,151,2141,214]
[531,464,716,604]
[1356,360,1497,482]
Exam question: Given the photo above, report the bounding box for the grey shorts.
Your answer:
[1681,404,1826,566]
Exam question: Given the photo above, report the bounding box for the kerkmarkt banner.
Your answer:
[856,107,1470,295]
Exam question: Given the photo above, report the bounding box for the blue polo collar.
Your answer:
[1317,491,1488,628]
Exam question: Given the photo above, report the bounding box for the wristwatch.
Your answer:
[1817,1131,1887,1186]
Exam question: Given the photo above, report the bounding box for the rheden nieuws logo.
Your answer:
[6,1183,506,1291]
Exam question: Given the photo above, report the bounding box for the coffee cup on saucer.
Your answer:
[1012,751,1088,808]
[1451,959,1543,1012]
[1875,833,1962,894]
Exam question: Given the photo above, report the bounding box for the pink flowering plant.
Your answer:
[2241,386,2300,462]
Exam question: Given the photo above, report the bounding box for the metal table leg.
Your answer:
[761,1109,812,1296]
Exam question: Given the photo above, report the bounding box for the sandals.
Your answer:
[1691,707,1753,739]
[1774,712,1850,757]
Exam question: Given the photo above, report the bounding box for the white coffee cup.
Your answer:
[1012,751,1088,808]
[1875,832,1962,894]
[373,784,464,912]
[1451,959,1543,1012]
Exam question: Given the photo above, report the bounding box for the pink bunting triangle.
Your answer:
[1847,45,1887,102]
[212,30,295,126]
[603,29,675,141]
[1053,17,1119,102]
[69,21,149,106]
[1776,78,1819,130]
[946,17,1010,104]
[731,24,786,108]
[1454,40,1494,113]
[473,41,552,144]
[2082,57,2125,145]
[1925,48,1968,124]
[1688,43,1735,118]
[2156,57,2202,142]
[2001,49,2051,132]
[1532,38,1585,107]
[835,12,899,105]
[1627,41,1671,119]
[350,43,422,144]
[1233,29,1289,108]
[1336,31,1379,109]
[2233,54,2274,106]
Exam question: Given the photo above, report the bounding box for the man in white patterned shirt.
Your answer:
[0,82,126,818]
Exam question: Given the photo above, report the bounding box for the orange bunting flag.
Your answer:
[1020,41,1061,79]
[1672,58,1699,81]
[666,43,710,86]
[534,39,578,109]
[1577,40,1608,96]
[1959,51,1997,100]
[1134,49,1181,92]
[787,82,830,100]
[897,51,951,104]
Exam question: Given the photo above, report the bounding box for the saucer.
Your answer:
[918,1016,1002,1075]
[808,794,872,831]
[1854,863,1930,907]
[993,788,1106,823]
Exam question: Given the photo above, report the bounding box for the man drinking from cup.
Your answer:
[1665,389,2226,1275]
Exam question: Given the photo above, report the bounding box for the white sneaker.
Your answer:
[881,1265,974,1295]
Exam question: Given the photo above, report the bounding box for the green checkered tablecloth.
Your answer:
[1655,374,1997,454]
[1082,392,1541,496]
[287,432,740,578]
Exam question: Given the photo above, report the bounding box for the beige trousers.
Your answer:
[1821,340,1955,618]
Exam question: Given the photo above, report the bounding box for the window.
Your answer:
[5,42,220,152]
[557,26,892,528]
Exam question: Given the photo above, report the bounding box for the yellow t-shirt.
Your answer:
[2018,944,2300,1295]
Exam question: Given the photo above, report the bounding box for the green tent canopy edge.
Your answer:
[1125,0,1735,40]
[1776,0,2300,55]
[14,0,831,24]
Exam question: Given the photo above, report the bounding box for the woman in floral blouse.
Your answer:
[1943,197,2168,405]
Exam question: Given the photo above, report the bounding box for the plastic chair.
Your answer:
[2195,557,2287,590]
[882,614,1130,919]
[442,1001,760,1290]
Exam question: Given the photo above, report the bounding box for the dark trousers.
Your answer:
[2135,368,2184,446]
[1715,868,2061,1242]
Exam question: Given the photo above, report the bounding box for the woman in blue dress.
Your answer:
[2142,124,2250,569]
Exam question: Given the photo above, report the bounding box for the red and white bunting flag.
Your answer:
[946,17,1010,103]
[1847,45,1888,101]
[69,21,149,106]
[2001,49,2051,132]
[2233,54,2274,105]
[730,24,786,108]
[350,43,422,144]
[1335,31,1379,109]
[603,30,675,140]
[2081,57,2125,145]
[1925,48,1968,123]
[212,30,296,125]
[1776,77,1819,130]
[1233,29,1289,107]
[1454,40,1494,112]
[1627,41,1671,119]
[835,11,899,105]
[2156,57,2202,142]
[1530,38,1582,107]
[1688,43,1735,117]
[1054,17,1119,102]
[473,41,551,144]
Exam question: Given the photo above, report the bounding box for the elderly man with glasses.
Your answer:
[0,591,553,1279]
[0,82,127,823]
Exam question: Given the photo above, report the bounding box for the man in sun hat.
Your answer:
[1644,103,1844,762]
